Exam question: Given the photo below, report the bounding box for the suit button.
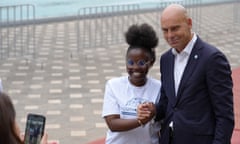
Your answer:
[174,108,178,111]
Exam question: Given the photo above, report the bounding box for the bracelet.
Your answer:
[137,119,144,127]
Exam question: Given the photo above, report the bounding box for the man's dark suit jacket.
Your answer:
[156,36,234,144]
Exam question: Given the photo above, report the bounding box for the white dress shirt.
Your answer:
[172,33,197,95]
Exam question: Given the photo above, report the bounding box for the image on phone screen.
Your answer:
[24,114,45,144]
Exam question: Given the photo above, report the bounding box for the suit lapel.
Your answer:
[176,38,202,100]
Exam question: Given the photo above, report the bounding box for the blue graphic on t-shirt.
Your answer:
[121,97,148,116]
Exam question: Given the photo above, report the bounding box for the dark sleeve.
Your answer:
[206,52,234,144]
[155,56,168,121]
[155,85,168,121]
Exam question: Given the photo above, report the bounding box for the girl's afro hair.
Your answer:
[125,23,158,50]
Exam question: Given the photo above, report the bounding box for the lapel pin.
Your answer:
[194,55,198,59]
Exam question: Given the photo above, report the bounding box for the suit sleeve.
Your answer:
[155,84,168,121]
[155,56,168,121]
[206,52,234,144]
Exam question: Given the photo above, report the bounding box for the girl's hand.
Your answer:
[41,132,48,144]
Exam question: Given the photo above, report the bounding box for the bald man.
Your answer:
[137,4,234,144]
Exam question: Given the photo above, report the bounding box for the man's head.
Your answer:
[161,4,193,52]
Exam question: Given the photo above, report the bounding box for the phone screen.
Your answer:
[24,113,46,144]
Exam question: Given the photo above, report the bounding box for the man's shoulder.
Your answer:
[161,49,172,58]
[196,36,221,54]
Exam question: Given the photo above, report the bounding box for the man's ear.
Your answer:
[187,18,192,28]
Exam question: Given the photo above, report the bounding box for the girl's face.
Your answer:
[126,48,152,86]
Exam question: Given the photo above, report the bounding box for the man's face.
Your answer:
[161,13,192,52]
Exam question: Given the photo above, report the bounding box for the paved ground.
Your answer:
[0,2,240,144]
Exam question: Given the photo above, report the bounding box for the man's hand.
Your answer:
[137,102,156,125]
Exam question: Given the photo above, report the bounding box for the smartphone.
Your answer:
[24,113,46,144]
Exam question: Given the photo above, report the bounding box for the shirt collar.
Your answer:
[172,33,197,56]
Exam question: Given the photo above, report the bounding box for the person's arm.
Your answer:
[154,56,168,121]
[102,81,145,132]
[155,86,167,121]
[137,81,168,123]
[137,102,156,124]
[207,52,234,144]
[104,114,143,132]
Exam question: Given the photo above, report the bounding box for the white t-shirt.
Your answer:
[102,76,161,144]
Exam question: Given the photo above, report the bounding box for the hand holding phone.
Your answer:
[24,113,46,144]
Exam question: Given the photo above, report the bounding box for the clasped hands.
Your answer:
[137,102,156,125]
